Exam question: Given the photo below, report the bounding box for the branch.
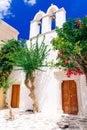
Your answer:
[72,55,84,72]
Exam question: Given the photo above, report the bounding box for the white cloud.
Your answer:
[24,0,36,6]
[0,0,12,19]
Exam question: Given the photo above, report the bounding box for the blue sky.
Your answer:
[0,0,87,40]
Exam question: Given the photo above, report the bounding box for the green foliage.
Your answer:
[0,39,22,90]
[51,17,87,77]
[8,37,50,80]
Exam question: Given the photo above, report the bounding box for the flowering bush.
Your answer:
[51,17,87,79]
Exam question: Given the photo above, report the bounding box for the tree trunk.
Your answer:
[8,105,15,120]
[84,72,87,86]
[25,77,39,113]
[5,94,15,120]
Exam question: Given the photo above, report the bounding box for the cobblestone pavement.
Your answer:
[0,109,87,130]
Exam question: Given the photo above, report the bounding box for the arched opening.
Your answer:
[47,4,59,15]
[33,11,45,35]
[61,80,78,115]
[38,18,42,34]
[47,5,58,31]
[51,13,56,30]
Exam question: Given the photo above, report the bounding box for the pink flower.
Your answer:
[64,59,70,64]
[73,71,78,75]
[58,51,63,57]
[76,19,81,28]
[67,73,71,77]
[66,68,72,77]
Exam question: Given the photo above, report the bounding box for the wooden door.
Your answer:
[62,80,78,115]
[11,84,20,108]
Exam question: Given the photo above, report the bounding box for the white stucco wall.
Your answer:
[6,33,87,115]
[6,30,58,113]
[34,69,58,114]
[27,31,87,115]
[79,75,87,115]
[6,4,87,116]
[7,67,33,111]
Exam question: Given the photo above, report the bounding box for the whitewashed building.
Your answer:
[6,4,87,116]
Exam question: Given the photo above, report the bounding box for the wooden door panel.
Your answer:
[62,81,70,114]
[62,80,78,115]
[70,80,78,114]
[11,84,20,108]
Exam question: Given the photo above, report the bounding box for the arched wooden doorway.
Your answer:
[11,84,20,108]
[62,80,78,115]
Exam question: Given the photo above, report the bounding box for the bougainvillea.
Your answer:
[51,17,87,80]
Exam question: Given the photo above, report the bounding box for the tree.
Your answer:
[0,39,22,120]
[8,37,50,113]
[0,39,22,92]
[51,17,87,81]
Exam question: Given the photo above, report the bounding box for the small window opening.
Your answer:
[51,14,56,30]
[38,19,42,34]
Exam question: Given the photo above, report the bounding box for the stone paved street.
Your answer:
[0,109,87,130]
